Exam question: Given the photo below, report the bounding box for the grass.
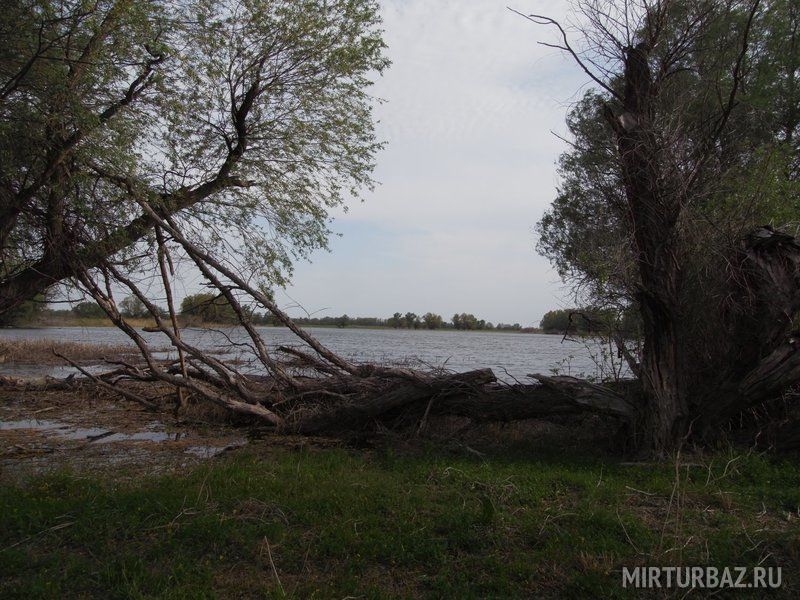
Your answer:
[1,443,798,598]
[0,339,141,366]
[23,316,159,329]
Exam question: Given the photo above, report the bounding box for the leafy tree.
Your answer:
[422,312,443,329]
[0,0,389,315]
[404,312,420,329]
[336,314,350,328]
[540,308,632,335]
[73,301,105,319]
[529,0,800,452]
[540,310,573,333]
[537,0,799,313]
[119,295,149,319]
[0,294,47,326]
[180,293,238,324]
[452,313,486,330]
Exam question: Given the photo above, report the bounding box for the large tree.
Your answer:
[529,0,800,453]
[0,0,388,313]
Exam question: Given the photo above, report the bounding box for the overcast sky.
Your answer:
[280,0,588,327]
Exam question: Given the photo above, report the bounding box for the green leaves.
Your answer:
[0,0,388,301]
[536,0,800,310]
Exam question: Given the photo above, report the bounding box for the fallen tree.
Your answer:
[21,198,792,453]
[3,0,800,456]
[3,213,797,453]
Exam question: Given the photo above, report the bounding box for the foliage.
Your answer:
[257,312,519,330]
[540,308,640,337]
[422,312,444,329]
[529,0,800,451]
[404,312,420,329]
[72,301,106,319]
[536,0,800,313]
[452,313,491,330]
[0,0,390,313]
[179,293,239,324]
[118,295,149,319]
[0,294,47,326]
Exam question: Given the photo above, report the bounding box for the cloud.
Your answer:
[284,0,589,325]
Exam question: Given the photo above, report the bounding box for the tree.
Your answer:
[0,294,47,326]
[452,313,479,330]
[404,312,420,329]
[119,295,149,319]
[336,314,350,328]
[540,310,573,333]
[180,293,238,324]
[422,312,443,329]
[73,301,105,319]
[0,0,389,315]
[526,0,800,453]
[539,308,629,335]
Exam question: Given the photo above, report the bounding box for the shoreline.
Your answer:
[3,321,547,334]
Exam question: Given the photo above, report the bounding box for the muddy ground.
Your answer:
[0,382,261,482]
[0,379,599,484]
[0,339,612,483]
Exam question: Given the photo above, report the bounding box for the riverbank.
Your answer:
[0,380,798,597]
[0,338,144,366]
[8,318,545,333]
[0,332,780,593]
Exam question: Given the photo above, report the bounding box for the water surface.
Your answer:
[0,326,624,381]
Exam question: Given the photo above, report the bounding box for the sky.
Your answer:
[278,0,589,327]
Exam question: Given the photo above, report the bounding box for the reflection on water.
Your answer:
[0,417,246,457]
[0,418,174,443]
[0,326,624,381]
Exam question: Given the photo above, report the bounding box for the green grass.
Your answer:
[1,444,798,598]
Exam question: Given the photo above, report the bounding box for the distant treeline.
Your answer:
[1,293,530,332]
[3,294,641,337]
[539,308,640,336]
[265,311,524,331]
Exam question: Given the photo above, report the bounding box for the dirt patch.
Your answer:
[0,383,248,482]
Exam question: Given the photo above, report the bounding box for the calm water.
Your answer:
[0,326,622,381]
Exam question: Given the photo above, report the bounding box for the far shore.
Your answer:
[3,318,547,334]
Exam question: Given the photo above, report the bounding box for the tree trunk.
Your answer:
[603,44,688,454]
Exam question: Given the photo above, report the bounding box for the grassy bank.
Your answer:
[1,443,798,598]
[0,339,143,366]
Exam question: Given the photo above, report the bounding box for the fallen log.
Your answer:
[432,381,633,422]
[292,368,496,434]
[528,374,635,419]
[288,369,638,435]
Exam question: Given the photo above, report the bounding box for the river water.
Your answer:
[0,326,624,382]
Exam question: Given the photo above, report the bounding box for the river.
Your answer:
[0,326,625,382]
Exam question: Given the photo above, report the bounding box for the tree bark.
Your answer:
[603,44,688,453]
